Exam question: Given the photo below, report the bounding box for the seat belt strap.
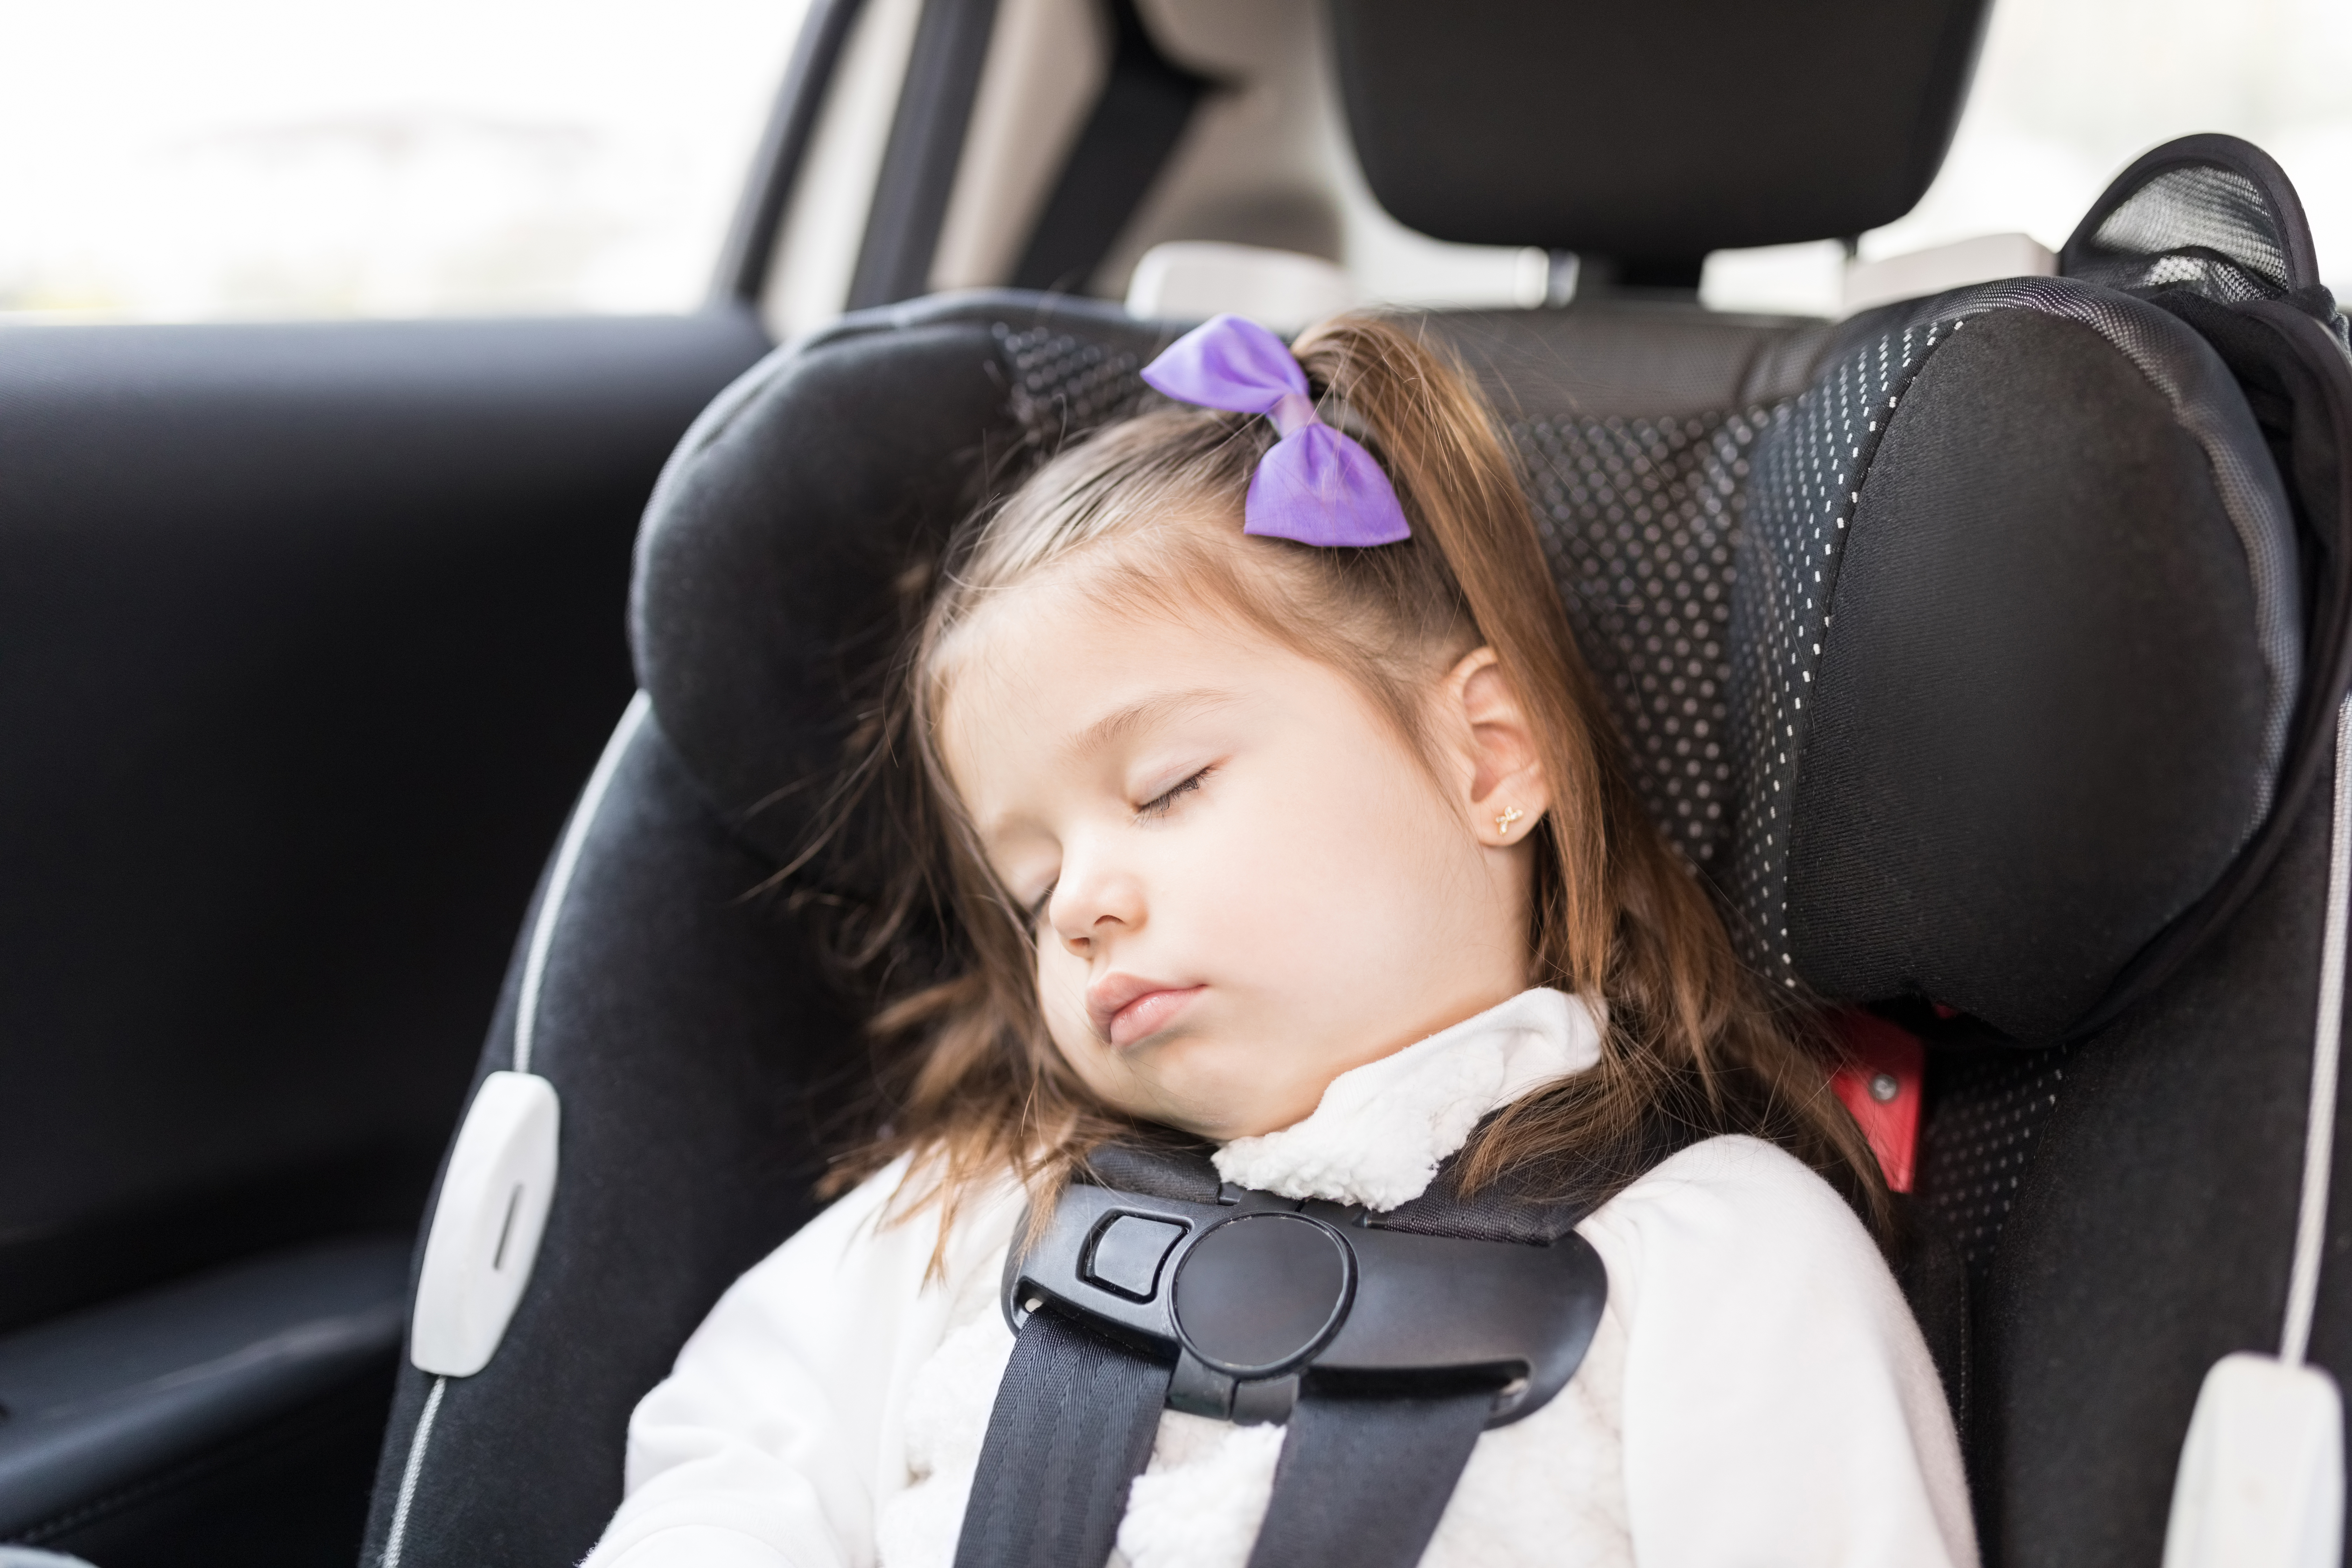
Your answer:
[953,1306,1170,1568]
[1243,1386,1494,1568]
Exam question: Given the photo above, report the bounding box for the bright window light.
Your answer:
[1706,0,2352,316]
[0,0,809,321]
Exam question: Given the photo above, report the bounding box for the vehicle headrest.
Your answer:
[1328,0,1991,267]
[1728,279,2301,1043]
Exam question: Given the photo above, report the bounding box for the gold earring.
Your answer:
[1495,806,1525,836]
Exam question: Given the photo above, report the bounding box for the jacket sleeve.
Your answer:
[1579,1136,1979,1568]
[581,1159,1019,1568]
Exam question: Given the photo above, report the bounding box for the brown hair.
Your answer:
[812,313,1888,1242]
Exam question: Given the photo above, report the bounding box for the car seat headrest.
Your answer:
[1328,0,1991,272]
[1728,279,2302,1042]
[630,298,1169,869]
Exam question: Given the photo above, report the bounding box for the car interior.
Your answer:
[5,2,2351,1566]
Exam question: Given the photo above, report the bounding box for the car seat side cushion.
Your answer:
[360,714,861,1568]
[630,319,1039,866]
[1793,309,2270,1041]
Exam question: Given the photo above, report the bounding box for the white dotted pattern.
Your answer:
[1727,319,1958,977]
[996,323,1150,444]
[1916,1046,2077,1278]
[1514,413,1764,867]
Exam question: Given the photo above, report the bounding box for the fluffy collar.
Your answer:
[1209,987,1605,1212]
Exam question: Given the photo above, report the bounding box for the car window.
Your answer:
[0,0,809,322]
[1706,0,2352,315]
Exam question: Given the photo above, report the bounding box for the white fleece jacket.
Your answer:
[584,989,1978,1568]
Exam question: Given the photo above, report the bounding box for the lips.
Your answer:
[1085,974,1205,1049]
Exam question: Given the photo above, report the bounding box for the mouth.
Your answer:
[1087,975,1206,1049]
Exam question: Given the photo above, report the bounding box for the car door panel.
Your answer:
[0,307,771,1558]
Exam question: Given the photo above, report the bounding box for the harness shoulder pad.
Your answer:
[1002,1140,1609,1428]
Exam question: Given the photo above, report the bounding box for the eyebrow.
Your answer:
[1066,687,1240,760]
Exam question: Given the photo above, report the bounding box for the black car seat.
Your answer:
[359,21,2352,1568]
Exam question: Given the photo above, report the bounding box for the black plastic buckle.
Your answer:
[1001,1181,1607,1428]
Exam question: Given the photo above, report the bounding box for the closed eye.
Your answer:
[1027,882,1057,926]
[1136,765,1213,820]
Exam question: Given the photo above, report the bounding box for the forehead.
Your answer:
[941,567,1259,738]
[934,562,1321,802]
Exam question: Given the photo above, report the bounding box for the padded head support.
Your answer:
[1729,281,2301,1042]
[629,295,1835,879]
[1329,0,1991,265]
[631,300,1169,866]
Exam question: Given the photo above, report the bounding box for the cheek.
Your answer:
[1213,752,1456,954]
[1034,934,1087,1033]
[1035,934,1135,1099]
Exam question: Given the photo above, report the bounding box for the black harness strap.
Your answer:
[954,1129,1662,1568]
[1243,1387,1496,1568]
[953,1306,1171,1568]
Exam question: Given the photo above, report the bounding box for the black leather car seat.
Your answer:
[359,14,2352,1568]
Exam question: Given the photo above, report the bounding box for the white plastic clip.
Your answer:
[2163,1353,2343,1568]
[409,1070,560,1377]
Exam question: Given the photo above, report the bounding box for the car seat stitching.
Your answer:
[381,1373,446,1568]
[2283,691,2352,1365]
[515,692,652,1075]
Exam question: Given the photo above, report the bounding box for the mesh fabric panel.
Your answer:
[2070,164,2292,303]
[1728,320,1949,976]
[992,319,1770,875]
[1915,1046,2078,1285]
[1515,412,1763,868]
[998,322,1154,444]
[2060,136,2349,353]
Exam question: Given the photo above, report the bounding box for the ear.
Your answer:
[1442,647,1550,847]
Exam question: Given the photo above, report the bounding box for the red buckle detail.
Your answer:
[1828,1010,1925,1193]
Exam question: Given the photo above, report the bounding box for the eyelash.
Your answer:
[1024,767,1215,925]
[1136,765,1213,820]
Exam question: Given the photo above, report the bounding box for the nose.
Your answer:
[1048,838,1145,956]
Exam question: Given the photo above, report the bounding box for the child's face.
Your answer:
[940,560,1550,1141]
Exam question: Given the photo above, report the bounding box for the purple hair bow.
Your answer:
[1140,314,1412,548]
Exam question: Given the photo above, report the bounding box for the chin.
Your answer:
[1116,1039,1321,1141]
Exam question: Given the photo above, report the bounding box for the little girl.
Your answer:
[583,314,1975,1568]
